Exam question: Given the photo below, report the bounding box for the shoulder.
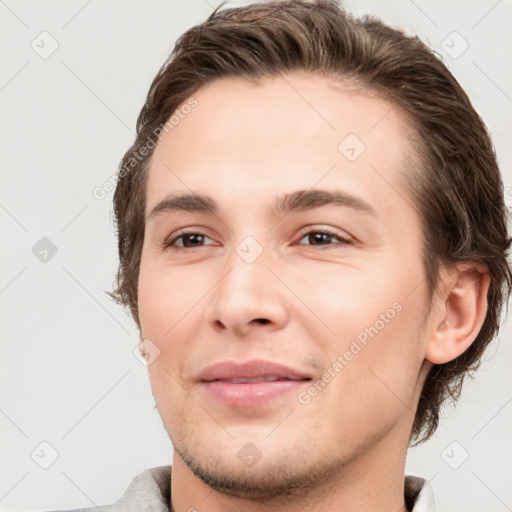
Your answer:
[34,465,173,512]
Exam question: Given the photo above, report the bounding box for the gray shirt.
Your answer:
[40,465,436,512]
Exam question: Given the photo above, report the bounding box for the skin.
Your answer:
[137,72,489,512]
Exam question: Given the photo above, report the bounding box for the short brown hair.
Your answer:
[109,0,512,443]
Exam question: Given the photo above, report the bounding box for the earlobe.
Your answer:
[425,263,490,365]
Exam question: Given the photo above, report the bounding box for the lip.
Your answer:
[197,359,312,408]
[197,359,312,382]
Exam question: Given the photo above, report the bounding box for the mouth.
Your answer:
[200,379,311,407]
[197,358,312,382]
[211,376,310,383]
[197,359,312,407]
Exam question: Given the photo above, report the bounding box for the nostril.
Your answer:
[255,318,269,325]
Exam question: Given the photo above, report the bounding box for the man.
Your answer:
[47,0,511,510]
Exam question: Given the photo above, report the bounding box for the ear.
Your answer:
[425,263,490,365]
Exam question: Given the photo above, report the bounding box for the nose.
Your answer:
[204,244,289,337]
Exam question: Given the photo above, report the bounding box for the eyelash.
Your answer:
[162,227,352,251]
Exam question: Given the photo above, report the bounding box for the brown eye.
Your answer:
[164,231,214,249]
[297,229,351,247]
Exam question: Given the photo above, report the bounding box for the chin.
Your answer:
[171,430,354,500]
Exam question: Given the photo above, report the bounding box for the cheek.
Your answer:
[309,266,427,418]
[325,295,426,428]
[298,263,409,346]
[138,264,211,389]
[138,261,206,335]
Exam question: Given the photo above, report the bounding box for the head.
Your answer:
[109,0,511,494]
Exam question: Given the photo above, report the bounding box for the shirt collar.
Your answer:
[404,474,437,511]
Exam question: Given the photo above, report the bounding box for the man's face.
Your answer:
[138,73,431,497]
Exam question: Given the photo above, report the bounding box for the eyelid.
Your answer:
[163,225,354,251]
[295,225,353,245]
[162,227,217,249]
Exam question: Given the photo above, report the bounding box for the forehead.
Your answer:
[145,72,417,217]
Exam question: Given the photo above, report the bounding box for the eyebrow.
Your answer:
[146,188,377,222]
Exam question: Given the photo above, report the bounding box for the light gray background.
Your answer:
[1,0,511,511]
